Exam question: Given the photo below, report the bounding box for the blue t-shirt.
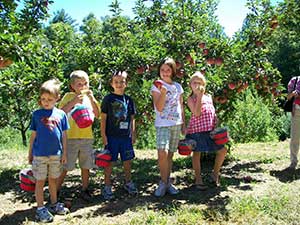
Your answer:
[30,107,69,156]
[101,93,136,137]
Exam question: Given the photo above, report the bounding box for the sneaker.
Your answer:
[102,185,114,200]
[124,181,138,195]
[287,163,297,170]
[49,202,70,215]
[154,180,167,197]
[36,207,53,223]
[80,189,93,202]
[167,183,179,195]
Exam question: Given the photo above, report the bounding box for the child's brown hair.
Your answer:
[158,57,176,77]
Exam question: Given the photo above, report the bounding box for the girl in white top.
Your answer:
[151,57,185,197]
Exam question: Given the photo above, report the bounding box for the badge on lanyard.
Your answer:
[120,121,129,129]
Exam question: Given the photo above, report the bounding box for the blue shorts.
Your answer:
[107,136,135,162]
[186,131,224,152]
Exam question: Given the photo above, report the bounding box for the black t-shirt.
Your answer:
[101,93,136,136]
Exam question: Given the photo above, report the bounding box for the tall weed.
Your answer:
[225,90,278,143]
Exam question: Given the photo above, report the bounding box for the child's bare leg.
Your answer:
[48,177,58,204]
[123,160,132,183]
[192,151,203,184]
[104,164,112,186]
[35,180,46,207]
[57,170,67,191]
[213,147,227,181]
[167,152,174,180]
[158,150,168,184]
[81,168,89,190]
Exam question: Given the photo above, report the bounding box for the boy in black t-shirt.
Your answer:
[100,71,137,200]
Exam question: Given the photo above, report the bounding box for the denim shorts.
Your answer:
[186,131,224,152]
[107,136,135,162]
[156,125,182,152]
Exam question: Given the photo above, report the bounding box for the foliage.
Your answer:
[0,0,298,146]
[267,0,300,88]
[225,89,278,143]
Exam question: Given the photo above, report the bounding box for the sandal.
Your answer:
[209,173,221,187]
[194,183,208,191]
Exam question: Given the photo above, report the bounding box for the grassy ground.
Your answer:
[0,140,300,225]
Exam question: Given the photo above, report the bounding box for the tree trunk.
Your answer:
[21,129,27,146]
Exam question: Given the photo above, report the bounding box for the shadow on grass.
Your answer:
[1,154,265,223]
[270,167,300,182]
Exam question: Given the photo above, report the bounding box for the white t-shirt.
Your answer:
[151,80,184,127]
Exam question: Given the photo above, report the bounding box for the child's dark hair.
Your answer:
[158,57,176,77]
[40,79,61,99]
[109,70,128,83]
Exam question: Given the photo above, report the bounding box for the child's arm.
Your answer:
[151,86,167,112]
[180,94,186,135]
[87,90,100,118]
[101,112,108,146]
[61,131,67,164]
[131,115,136,144]
[28,131,36,164]
[60,94,83,113]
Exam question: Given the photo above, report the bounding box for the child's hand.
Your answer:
[28,154,33,165]
[73,93,84,104]
[102,135,108,146]
[61,154,67,164]
[160,85,167,95]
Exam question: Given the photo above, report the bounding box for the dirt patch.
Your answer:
[0,141,299,224]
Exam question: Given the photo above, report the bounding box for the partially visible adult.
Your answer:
[287,76,300,169]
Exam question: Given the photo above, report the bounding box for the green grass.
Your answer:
[1,139,300,224]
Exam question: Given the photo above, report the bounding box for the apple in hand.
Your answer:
[153,80,163,89]
[197,85,205,93]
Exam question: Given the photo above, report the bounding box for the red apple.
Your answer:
[206,58,215,65]
[185,54,192,62]
[215,57,223,66]
[255,40,263,47]
[272,82,279,88]
[202,48,209,56]
[228,83,236,90]
[198,42,206,49]
[153,80,163,88]
[136,66,145,74]
[175,61,182,69]
[218,96,228,104]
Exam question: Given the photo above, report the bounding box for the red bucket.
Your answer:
[210,127,229,145]
[71,105,94,128]
[178,139,196,156]
[95,149,112,168]
[19,168,36,192]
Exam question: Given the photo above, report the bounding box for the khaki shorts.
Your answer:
[156,125,182,152]
[32,155,62,180]
[65,139,94,170]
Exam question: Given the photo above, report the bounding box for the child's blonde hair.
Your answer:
[190,71,206,86]
[158,57,176,77]
[70,70,89,84]
[40,79,61,99]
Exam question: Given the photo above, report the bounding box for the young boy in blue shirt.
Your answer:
[29,79,70,222]
[101,71,138,200]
